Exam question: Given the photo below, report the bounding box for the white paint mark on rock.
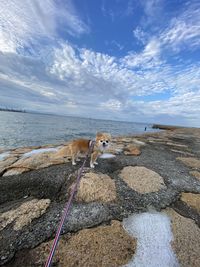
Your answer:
[0,152,10,161]
[100,153,116,159]
[123,212,179,267]
[22,148,59,158]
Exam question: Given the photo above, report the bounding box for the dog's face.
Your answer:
[96,132,111,151]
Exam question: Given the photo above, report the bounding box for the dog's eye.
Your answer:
[106,140,109,143]
[100,140,103,143]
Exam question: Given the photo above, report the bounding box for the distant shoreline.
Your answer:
[0,108,26,113]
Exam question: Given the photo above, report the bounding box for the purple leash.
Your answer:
[44,140,95,267]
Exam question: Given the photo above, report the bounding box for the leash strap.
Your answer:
[44,140,95,267]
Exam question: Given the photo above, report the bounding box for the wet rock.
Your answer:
[177,157,200,169]
[9,220,136,267]
[0,198,50,231]
[119,166,166,193]
[76,172,117,203]
[165,208,200,267]
[181,193,200,213]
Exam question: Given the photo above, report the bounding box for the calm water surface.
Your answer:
[0,111,158,149]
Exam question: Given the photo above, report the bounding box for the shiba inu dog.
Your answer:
[69,132,111,168]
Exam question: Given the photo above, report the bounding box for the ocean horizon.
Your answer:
[0,111,159,149]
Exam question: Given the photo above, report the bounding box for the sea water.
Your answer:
[0,111,158,149]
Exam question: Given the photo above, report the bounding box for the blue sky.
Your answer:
[0,0,200,126]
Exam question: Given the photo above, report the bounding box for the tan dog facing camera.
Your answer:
[69,132,111,168]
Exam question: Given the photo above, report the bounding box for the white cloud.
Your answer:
[133,27,148,44]
[0,0,89,53]
[122,38,162,69]
[160,2,200,51]
[100,99,122,111]
[143,0,162,17]
[0,0,200,128]
[1,39,199,126]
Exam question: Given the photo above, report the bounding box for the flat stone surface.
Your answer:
[165,208,200,267]
[177,157,200,169]
[76,172,117,203]
[119,166,166,193]
[0,198,50,231]
[181,193,200,213]
[5,221,137,267]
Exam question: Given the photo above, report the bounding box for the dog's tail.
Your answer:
[54,145,72,159]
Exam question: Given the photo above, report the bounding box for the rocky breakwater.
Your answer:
[0,127,200,266]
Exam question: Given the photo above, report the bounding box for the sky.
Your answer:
[0,0,200,127]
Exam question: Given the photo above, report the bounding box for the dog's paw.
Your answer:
[90,163,95,168]
[72,162,77,166]
[94,161,98,165]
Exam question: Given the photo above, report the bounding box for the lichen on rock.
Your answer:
[165,208,200,267]
[0,198,50,231]
[14,220,137,267]
[181,192,200,213]
[177,157,200,169]
[119,166,166,193]
[76,172,117,203]
[190,171,200,181]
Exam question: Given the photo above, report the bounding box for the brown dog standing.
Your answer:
[69,132,111,168]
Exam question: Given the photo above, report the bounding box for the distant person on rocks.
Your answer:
[144,127,147,131]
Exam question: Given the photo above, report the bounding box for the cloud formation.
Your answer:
[0,0,88,53]
[0,0,200,126]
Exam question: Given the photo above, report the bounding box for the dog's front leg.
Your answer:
[90,151,99,168]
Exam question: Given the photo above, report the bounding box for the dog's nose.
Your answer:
[103,142,106,146]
